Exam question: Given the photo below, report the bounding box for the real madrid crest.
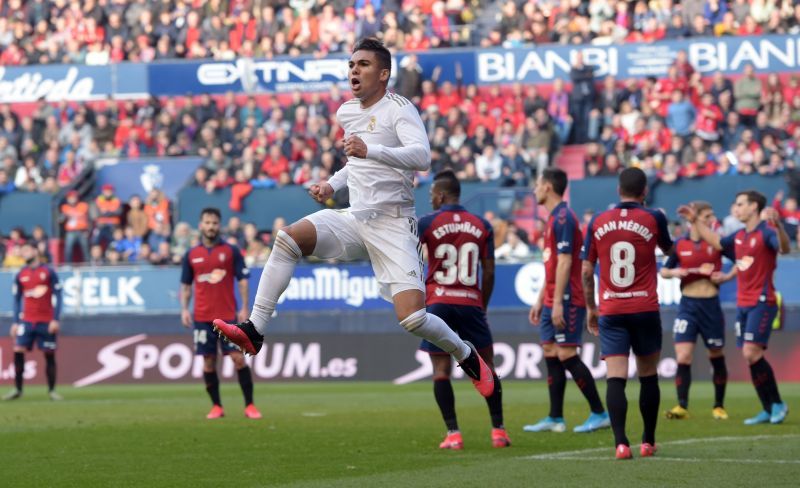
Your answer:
[367,116,376,132]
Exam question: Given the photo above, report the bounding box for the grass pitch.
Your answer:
[1,381,798,487]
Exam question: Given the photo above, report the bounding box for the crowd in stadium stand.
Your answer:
[1,0,800,64]
[2,1,800,265]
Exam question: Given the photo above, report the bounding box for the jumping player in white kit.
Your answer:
[213,38,494,398]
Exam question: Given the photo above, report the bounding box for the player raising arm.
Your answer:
[213,38,494,399]
[661,201,736,421]
[581,168,673,459]
[524,168,609,434]
[679,191,790,425]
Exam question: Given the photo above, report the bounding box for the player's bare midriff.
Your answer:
[681,278,719,299]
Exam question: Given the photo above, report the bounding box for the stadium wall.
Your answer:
[0,34,798,102]
[570,174,789,217]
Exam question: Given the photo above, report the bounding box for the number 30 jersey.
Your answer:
[581,202,673,315]
[419,204,494,308]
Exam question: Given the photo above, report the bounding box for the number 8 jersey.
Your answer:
[418,204,494,308]
[581,202,673,315]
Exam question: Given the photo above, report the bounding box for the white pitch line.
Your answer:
[540,456,800,465]
[523,434,800,461]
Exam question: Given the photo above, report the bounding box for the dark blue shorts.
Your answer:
[735,303,777,348]
[15,322,57,352]
[421,304,494,354]
[599,311,662,359]
[194,321,240,356]
[674,296,725,349]
[540,305,586,346]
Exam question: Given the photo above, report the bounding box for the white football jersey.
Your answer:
[328,92,431,219]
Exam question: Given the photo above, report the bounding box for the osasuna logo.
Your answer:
[139,164,164,193]
[73,335,358,387]
[514,262,545,306]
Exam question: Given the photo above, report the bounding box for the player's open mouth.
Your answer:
[351,78,361,89]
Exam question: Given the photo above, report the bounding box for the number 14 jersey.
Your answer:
[419,204,494,308]
[581,202,673,315]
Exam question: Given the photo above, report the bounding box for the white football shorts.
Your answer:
[304,209,424,302]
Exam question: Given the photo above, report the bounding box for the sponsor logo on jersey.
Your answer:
[197,269,227,284]
[736,256,754,271]
[23,284,49,299]
[192,258,204,263]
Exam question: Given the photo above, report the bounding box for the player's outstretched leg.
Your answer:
[524,351,566,433]
[399,307,493,397]
[710,353,729,420]
[561,351,609,433]
[45,352,62,401]
[214,228,307,355]
[2,351,25,400]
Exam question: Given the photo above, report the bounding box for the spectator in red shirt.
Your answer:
[695,93,724,142]
[681,151,718,178]
[260,144,289,181]
[773,190,800,246]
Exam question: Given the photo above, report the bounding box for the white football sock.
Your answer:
[249,230,302,334]
[399,309,471,361]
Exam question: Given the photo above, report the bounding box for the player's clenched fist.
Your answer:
[343,135,368,159]
[309,182,334,203]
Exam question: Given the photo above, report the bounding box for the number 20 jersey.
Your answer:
[581,202,672,315]
[419,204,494,308]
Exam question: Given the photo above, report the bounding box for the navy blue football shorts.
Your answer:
[193,321,240,356]
[540,305,586,346]
[674,296,725,349]
[599,311,662,359]
[421,303,494,354]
